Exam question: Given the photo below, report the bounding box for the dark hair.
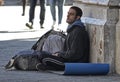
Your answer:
[70,6,83,17]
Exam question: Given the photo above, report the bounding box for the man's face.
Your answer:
[66,8,77,24]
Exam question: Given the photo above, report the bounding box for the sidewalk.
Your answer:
[0,5,69,40]
[0,5,120,82]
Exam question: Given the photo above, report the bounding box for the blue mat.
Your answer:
[64,63,109,75]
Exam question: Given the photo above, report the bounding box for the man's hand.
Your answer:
[52,53,59,56]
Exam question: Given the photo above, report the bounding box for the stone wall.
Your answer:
[73,0,120,74]
[116,9,120,74]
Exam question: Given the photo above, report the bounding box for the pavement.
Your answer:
[0,1,120,82]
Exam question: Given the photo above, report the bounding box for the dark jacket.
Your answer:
[58,20,90,63]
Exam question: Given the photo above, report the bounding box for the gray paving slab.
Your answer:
[0,3,120,82]
[0,38,120,82]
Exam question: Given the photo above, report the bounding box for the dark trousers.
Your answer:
[40,53,65,70]
[29,0,45,25]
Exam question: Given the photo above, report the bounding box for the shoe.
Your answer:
[40,24,44,29]
[36,63,47,71]
[56,24,62,31]
[52,21,56,29]
[5,59,15,70]
[36,63,57,71]
[26,22,33,29]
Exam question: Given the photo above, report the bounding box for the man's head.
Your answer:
[66,6,83,24]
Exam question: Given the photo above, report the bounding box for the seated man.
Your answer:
[5,6,90,71]
[36,6,90,70]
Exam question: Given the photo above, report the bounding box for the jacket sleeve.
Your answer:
[58,27,88,62]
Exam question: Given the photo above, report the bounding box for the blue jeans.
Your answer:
[49,0,64,24]
[29,0,45,25]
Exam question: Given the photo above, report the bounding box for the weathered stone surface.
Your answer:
[116,9,120,74]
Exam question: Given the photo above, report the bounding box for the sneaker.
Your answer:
[36,63,57,71]
[36,63,47,71]
[5,59,15,70]
[40,24,44,29]
[26,22,33,29]
[52,21,56,29]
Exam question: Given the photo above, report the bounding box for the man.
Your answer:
[21,0,28,16]
[36,6,90,70]
[5,6,90,71]
[26,0,45,29]
[49,0,64,28]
